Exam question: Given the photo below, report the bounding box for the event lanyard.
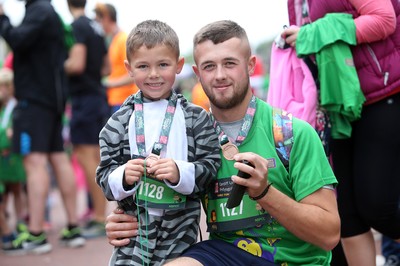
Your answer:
[210,95,256,146]
[133,91,178,156]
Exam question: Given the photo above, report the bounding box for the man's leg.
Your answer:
[164,257,203,266]
[73,144,107,224]
[73,144,107,238]
[24,152,49,234]
[341,231,376,266]
[49,151,79,226]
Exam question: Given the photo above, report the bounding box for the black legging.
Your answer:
[331,93,400,239]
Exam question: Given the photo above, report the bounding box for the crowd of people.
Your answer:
[0,0,399,265]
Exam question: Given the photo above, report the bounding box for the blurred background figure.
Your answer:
[249,55,266,99]
[190,81,209,111]
[0,0,85,255]
[283,0,400,265]
[0,67,27,251]
[64,0,110,239]
[94,2,138,114]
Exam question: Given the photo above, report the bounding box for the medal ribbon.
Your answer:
[133,91,178,265]
[210,94,256,146]
[133,91,178,156]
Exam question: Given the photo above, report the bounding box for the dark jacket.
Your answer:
[0,0,69,113]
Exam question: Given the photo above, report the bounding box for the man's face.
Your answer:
[193,38,253,110]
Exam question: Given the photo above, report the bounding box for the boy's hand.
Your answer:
[124,158,145,185]
[146,158,180,184]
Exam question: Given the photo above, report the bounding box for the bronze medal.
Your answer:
[146,143,161,165]
[146,154,159,164]
[221,142,239,160]
[146,143,162,177]
[219,135,239,160]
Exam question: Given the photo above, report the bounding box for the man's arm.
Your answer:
[64,43,86,75]
[232,152,340,251]
[258,185,340,251]
[104,73,134,88]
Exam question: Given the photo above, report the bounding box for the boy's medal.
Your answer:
[146,143,162,164]
[146,143,162,177]
[219,135,239,160]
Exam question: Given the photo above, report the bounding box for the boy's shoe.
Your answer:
[59,227,86,248]
[81,220,106,239]
[2,231,52,255]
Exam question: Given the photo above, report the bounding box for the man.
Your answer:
[104,20,340,265]
[64,0,110,239]
[0,0,85,254]
[93,2,138,114]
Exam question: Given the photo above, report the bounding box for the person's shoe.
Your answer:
[81,220,106,239]
[16,221,28,234]
[59,227,86,248]
[2,231,52,255]
[1,233,16,251]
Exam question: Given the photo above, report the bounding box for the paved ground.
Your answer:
[1,189,117,266]
[1,188,209,266]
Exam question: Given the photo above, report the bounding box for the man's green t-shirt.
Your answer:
[206,99,337,265]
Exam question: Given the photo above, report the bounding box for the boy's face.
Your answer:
[124,44,184,101]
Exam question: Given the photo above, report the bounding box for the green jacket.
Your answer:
[296,13,365,139]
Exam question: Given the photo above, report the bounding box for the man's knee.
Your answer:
[163,256,203,266]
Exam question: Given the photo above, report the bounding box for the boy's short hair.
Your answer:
[126,20,180,62]
[193,20,251,57]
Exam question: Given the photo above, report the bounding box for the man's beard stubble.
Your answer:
[205,80,250,110]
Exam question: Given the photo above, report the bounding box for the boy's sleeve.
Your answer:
[108,164,140,200]
[165,160,195,195]
[187,107,221,197]
[96,113,131,201]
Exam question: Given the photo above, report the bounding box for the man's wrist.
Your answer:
[250,182,273,201]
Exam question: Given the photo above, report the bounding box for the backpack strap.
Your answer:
[272,107,294,172]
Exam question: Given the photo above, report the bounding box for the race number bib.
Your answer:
[136,176,186,210]
[206,177,273,232]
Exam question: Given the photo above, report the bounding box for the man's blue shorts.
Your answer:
[181,239,278,266]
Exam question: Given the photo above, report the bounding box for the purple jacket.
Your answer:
[306,0,400,104]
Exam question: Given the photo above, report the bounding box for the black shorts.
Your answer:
[70,94,110,145]
[12,101,65,154]
[181,239,278,266]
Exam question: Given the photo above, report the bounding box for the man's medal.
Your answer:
[219,135,239,160]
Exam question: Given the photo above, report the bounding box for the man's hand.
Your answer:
[231,152,269,199]
[105,207,138,247]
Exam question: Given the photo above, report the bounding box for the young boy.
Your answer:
[96,20,221,265]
